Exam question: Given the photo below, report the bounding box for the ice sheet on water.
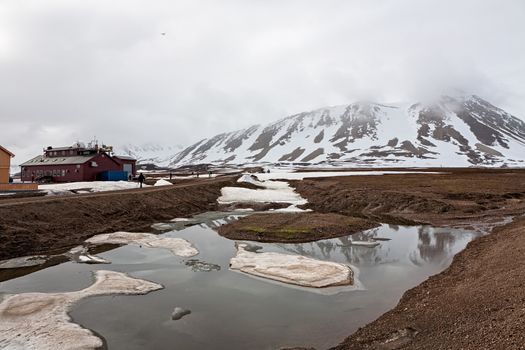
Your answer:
[86,231,199,257]
[230,243,354,288]
[0,270,162,350]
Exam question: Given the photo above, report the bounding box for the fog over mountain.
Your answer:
[170,95,525,167]
[1,0,525,166]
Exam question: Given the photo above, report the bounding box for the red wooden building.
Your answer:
[20,143,137,183]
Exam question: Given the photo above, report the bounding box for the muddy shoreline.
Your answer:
[218,212,378,243]
[0,176,237,260]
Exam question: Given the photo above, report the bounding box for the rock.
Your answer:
[171,307,191,320]
[242,243,264,253]
[185,259,221,272]
[150,223,174,231]
[230,243,353,288]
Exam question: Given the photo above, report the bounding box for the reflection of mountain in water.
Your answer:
[409,226,461,266]
[270,225,474,268]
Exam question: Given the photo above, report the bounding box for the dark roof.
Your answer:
[45,146,83,152]
[113,155,136,161]
[20,154,97,166]
[0,146,15,157]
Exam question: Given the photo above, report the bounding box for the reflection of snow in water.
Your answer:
[271,224,481,269]
[0,271,162,350]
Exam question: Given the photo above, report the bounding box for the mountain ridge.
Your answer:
[169,95,525,167]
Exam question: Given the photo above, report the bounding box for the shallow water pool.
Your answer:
[0,212,480,349]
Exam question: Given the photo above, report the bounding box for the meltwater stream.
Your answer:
[0,211,481,350]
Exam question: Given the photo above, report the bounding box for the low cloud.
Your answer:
[1,0,524,163]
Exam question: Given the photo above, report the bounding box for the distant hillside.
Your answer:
[169,95,525,168]
[115,143,183,167]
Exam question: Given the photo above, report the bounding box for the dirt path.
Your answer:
[0,176,237,260]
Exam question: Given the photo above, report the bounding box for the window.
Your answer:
[61,169,66,176]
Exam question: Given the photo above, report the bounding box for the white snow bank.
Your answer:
[66,246,110,264]
[271,205,312,213]
[230,243,353,288]
[219,185,307,205]
[154,179,173,186]
[40,181,149,195]
[86,231,199,257]
[170,217,191,222]
[220,174,307,205]
[237,174,265,187]
[0,270,162,350]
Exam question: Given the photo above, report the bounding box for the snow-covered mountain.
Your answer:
[115,143,183,167]
[170,95,525,167]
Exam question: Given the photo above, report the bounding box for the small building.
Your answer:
[0,145,38,192]
[0,145,14,183]
[20,142,137,183]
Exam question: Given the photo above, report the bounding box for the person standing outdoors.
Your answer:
[138,173,145,188]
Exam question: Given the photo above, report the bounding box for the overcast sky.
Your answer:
[1,0,524,164]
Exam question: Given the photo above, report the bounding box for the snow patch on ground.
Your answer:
[154,179,173,186]
[218,185,307,205]
[218,173,307,205]
[220,170,440,207]
[170,217,192,222]
[40,181,148,195]
[0,270,162,350]
[85,232,199,257]
[230,243,353,288]
[271,205,312,213]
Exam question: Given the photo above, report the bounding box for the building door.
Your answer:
[123,164,132,175]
